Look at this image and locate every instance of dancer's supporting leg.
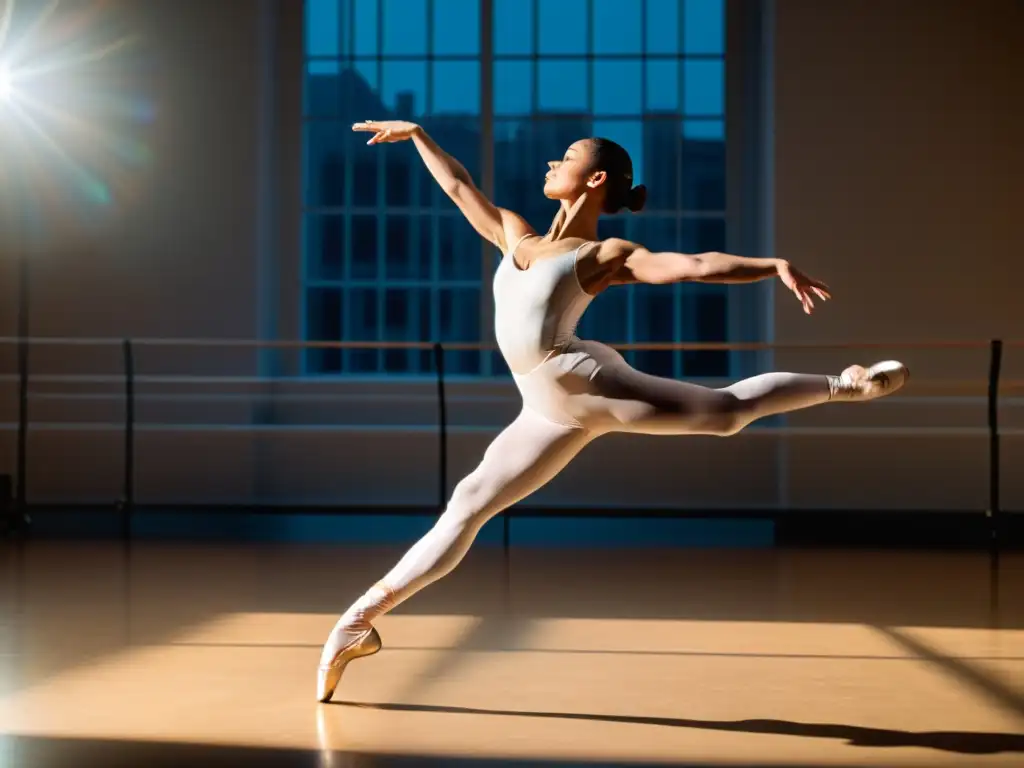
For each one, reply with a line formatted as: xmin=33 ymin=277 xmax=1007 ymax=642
xmin=317 ymin=407 xmax=594 ymax=701
xmin=590 ymin=356 xmax=908 ymax=436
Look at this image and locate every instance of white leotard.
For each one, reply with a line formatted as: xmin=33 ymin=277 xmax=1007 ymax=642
xmin=492 ymin=234 xmax=593 ymax=375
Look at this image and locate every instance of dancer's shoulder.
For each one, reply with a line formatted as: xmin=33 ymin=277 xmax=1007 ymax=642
xmin=573 ymin=238 xmax=646 ymax=292
xmin=498 ymin=209 xmax=536 ymax=252
xmin=591 ymin=237 xmax=643 ymax=266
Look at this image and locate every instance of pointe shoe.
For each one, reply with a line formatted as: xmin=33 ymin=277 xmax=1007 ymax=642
xmin=316 ymin=626 xmax=383 ymax=703
xmin=834 ymin=360 xmax=909 ymax=401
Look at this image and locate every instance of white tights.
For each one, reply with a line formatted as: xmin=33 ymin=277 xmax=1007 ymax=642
xmin=320 ymin=342 xmax=845 ymax=663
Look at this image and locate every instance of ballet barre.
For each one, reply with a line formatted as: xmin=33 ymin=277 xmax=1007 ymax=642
xmin=0 ymin=336 xmax=1019 ymax=551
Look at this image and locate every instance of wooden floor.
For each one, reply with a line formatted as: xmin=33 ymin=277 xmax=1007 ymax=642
xmin=2 ymin=539 xmax=1024 ymax=767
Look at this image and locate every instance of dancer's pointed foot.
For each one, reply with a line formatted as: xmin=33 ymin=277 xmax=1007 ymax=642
xmin=831 ymin=360 xmax=909 ymax=401
xmin=316 ymin=626 xmax=382 ymax=703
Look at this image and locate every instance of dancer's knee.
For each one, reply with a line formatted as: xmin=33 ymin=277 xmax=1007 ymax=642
xmin=706 ymin=391 xmax=750 ymax=437
xmin=439 ymin=471 xmax=499 ymax=529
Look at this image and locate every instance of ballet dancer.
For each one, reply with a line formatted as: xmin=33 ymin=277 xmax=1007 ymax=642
xmin=316 ymin=120 xmax=908 ymax=702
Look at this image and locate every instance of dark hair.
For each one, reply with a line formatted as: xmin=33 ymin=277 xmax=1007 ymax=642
xmin=587 ymin=137 xmax=647 ymax=215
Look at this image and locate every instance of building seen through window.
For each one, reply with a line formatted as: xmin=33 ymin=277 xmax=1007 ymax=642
xmin=303 ymin=0 xmax=728 ymax=378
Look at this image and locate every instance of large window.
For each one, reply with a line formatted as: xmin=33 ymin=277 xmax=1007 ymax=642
xmin=303 ymin=0 xmax=729 ymax=378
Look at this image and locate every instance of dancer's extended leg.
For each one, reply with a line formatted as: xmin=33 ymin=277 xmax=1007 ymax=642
xmin=317 ymin=407 xmax=594 ymax=701
xmin=589 ymin=354 xmax=907 ymax=436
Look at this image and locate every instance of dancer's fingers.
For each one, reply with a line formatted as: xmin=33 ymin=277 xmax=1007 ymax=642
xmin=792 ymin=286 xmax=809 ymax=313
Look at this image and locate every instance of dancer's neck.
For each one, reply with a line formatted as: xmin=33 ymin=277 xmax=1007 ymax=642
xmin=543 ymin=196 xmax=601 ymax=243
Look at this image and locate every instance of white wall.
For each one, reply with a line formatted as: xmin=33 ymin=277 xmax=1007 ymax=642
xmin=770 ymin=0 xmax=1024 ymax=511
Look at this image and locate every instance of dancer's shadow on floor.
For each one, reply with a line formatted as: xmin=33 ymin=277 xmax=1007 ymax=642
xmin=334 ymin=700 xmax=1024 ymax=755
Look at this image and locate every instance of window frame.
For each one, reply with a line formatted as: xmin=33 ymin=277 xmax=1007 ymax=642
xmin=299 ymin=0 xmax=768 ymax=381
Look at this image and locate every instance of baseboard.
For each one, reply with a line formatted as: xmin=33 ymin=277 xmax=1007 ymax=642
xmin=8 ymin=504 xmax=1022 ymax=550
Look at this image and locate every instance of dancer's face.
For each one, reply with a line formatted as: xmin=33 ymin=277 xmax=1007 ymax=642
xmin=543 ymin=140 xmax=608 ymax=204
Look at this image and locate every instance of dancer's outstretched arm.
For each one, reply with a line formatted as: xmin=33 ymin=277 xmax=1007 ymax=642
xmin=593 ymin=238 xmax=832 ymax=315
xmin=353 ymin=120 xmax=531 ymax=253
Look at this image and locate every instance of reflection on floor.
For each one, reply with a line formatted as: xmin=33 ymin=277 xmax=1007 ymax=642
xmin=2 ymin=540 xmax=1024 ymax=767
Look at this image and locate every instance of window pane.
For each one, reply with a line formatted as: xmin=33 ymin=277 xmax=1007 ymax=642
xmin=632 ymin=283 xmax=676 ymax=377
xmin=645 ymin=0 xmax=679 ymax=54
xmin=384 ymin=288 xmax=412 ymax=337
xmin=683 ymin=59 xmax=724 ymax=116
xmin=383 ymin=215 xmax=412 ymax=279
xmin=439 ymin=287 xmax=479 ymax=340
xmin=684 ymin=0 xmax=725 ymax=55
xmin=578 ymin=284 xmax=628 ymax=343
xmin=306 ymin=214 xmax=345 ymax=280
xmin=306 ymin=0 xmax=343 ymax=57
xmin=305 ymin=63 xmax=341 ymax=118
xmin=415 ymin=288 xmax=433 ymax=372
xmin=304 ymin=121 xmax=349 ymax=207
xmin=353 ymin=0 xmax=379 ymax=56
xmin=347 ymin=288 xmax=379 ymax=372
xmin=349 ymin=288 xmax=379 ymax=337
xmin=353 ymin=59 xmax=378 ymax=91
xmin=681 ymin=135 xmax=725 ymax=211
xmin=438 ymin=216 xmax=482 ymax=281
xmin=432 ymin=61 xmax=480 ymax=115
xmin=382 ymin=61 xmax=427 ymax=118
xmin=494 ymin=0 xmax=533 ymax=55
xmin=593 ymin=0 xmax=640 ymax=54
xmin=384 ymin=145 xmax=412 ymax=206
xmin=308 ymin=288 xmax=344 ymax=375
xmin=418 ymin=285 xmax=433 ymax=339
xmin=683 ymin=118 xmax=723 ymax=140
xmin=494 ymin=61 xmax=532 ymax=116
xmin=591 ymin=119 xmax=644 ymax=186
xmin=382 ymin=287 xmax=431 ymax=372
xmin=685 ymin=289 xmax=729 ymax=377
xmin=490 ymin=350 xmax=510 ymax=378
xmin=306 ymin=287 xmax=343 ymax=356
xmin=680 ymin=217 xmax=727 ymax=253
xmin=641 ymin=120 xmax=681 ymax=210
xmin=304 ymin=62 xmax=378 ymax=119
xmin=388 ymin=215 xmax=432 ymax=279
xmin=494 ymin=119 xmax=537 ymax=218
xmin=537 ymin=60 xmax=587 ymax=112
xmin=538 ymin=0 xmax=587 ymax=54
xmin=383 ymin=349 xmax=411 ymax=373
xmin=382 ymin=0 xmax=427 ymax=55
xmin=440 ymin=287 xmax=481 ymax=375
xmin=434 ymin=0 xmax=480 ymax=55
xmin=307 ymin=60 xmax=341 ymax=76
xmin=632 ymin=216 xmax=679 ymax=254
xmin=593 ymin=60 xmax=642 ymax=116
xmin=596 ymin=216 xmax=628 ymax=243
xmin=415 ymin=215 xmax=437 ymax=281
xmin=646 ymin=61 xmax=678 ymax=112
xmin=349 ymin=215 xmax=379 ymax=279
xmin=351 ymin=134 xmax=379 ymax=207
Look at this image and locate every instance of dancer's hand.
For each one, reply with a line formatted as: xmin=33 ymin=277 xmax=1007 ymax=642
xmin=776 ymin=261 xmax=831 ymax=314
xmin=352 ymin=119 xmax=420 ymax=144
